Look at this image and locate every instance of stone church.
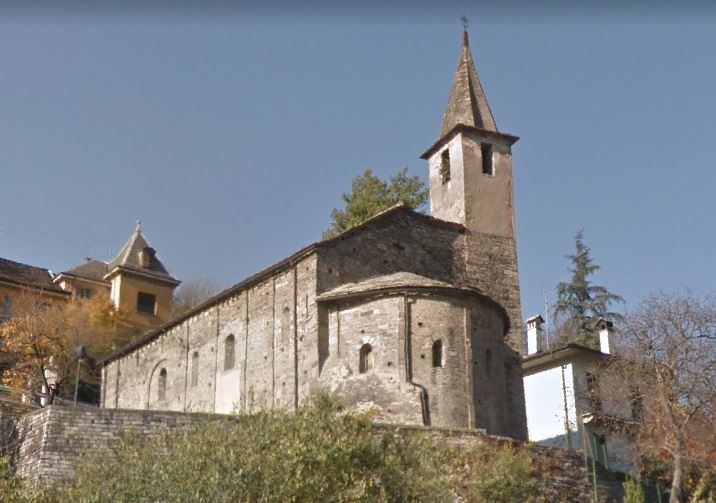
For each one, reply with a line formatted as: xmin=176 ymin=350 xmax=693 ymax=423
xmin=101 ymin=31 xmax=528 ymax=440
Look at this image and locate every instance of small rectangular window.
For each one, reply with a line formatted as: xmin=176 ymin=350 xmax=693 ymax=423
xmin=75 ymin=288 xmax=92 ymax=299
xmin=136 ymin=292 xmax=156 ymax=315
xmin=481 ymin=143 xmax=493 ymax=175
xmin=440 ymin=149 xmax=451 ymax=184
xmin=0 ymin=295 xmax=12 ymax=321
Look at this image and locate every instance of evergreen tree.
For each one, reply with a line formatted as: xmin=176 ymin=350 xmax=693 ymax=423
xmin=553 ymin=230 xmax=624 ymax=347
xmin=322 ymin=167 xmax=428 ymax=240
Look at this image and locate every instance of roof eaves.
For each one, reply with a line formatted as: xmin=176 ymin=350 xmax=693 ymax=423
xmin=100 ymin=243 xmax=320 ymax=366
xmin=420 ymin=123 xmax=519 ymax=160
xmin=101 ymin=206 xmax=466 ymax=366
xmin=0 ymin=277 xmax=71 ymax=296
xmin=522 ymin=344 xmax=608 ymax=372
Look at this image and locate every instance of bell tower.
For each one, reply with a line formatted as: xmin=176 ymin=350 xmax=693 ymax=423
xmin=421 ymin=30 xmax=519 ymax=238
xmin=421 ymin=30 xmax=522 ymax=349
xmin=422 ymin=30 xmax=527 ymax=438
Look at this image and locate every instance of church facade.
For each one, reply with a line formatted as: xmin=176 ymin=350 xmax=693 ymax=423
xmin=100 ymin=31 xmax=528 ymax=439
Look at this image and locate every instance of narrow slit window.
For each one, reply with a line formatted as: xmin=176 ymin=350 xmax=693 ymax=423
xmin=481 ymin=143 xmax=493 ymax=175
xmin=440 ymin=149 xmax=451 ymax=184
xmin=432 ymin=340 xmax=443 ymax=368
xmin=359 ymin=344 xmax=374 ymax=373
xmin=191 ymin=352 xmax=199 ymax=387
xmin=224 ymin=335 xmax=236 ymax=371
xmin=158 ymin=368 xmax=167 ymax=401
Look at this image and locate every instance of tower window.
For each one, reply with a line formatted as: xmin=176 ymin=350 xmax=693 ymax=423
xmin=158 ymin=368 xmax=167 ymax=401
xmin=440 ymin=149 xmax=451 ymax=184
xmin=136 ymin=292 xmax=156 ymax=315
xmin=432 ymin=340 xmax=443 ymax=368
xmin=481 ymin=143 xmax=493 ymax=175
xmin=359 ymin=344 xmax=374 ymax=373
xmin=191 ymin=352 xmax=199 ymax=387
xmin=224 ymin=335 xmax=236 ymax=371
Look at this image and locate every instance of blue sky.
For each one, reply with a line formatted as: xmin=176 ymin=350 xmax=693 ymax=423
xmin=1 ymin=4 xmax=715 ymax=325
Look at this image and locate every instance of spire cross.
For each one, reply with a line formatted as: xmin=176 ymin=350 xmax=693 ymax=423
xmin=460 ymin=15 xmax=469 ymax=31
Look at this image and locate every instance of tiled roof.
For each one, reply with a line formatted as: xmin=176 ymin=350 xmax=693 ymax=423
xmin=59 ymin=258 xmax=109 ymax=283
xmin=101 ymin=205 xmax=466 ymax=366
xmin=0 ymin=257 xmax=65 ymax=293
xmin=106 ymin=225 xmax=177 ymax=283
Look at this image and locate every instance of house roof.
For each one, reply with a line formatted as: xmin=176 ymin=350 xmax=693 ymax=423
xmin=522 ymin=343 xmax=609 ymax=375
xmin=101 ymin=205 xmax=467 ymax=366
xmin=55 ymin=258 xmax=109 ymax=284
xmin=105 ymin=223 xmax=178 ymax=284
xmin=0 ymin=257 xmax=67 ymax=294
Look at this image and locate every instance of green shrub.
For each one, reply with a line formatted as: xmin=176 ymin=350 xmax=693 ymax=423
xmin=463 ymin=443 xmax=541 ymax=503
xmin=36 ymin=393 xmax=543 ymax=502
xmin=623 ymin=477 xmax=646 ymax=503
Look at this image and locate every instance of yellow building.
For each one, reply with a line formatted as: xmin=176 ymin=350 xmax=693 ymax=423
xmin=0 ymin=259 xmax=70 ymax=320
xmin=2 ymin=223 xmax=179 ymax=329
xmin=102 ymin=223 xmax=179 ymax=328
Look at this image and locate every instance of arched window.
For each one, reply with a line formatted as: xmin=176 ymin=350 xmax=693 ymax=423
xmin=432 ymin=340 xmax=443 ymax=368
xmin=158 ymin=368 xmax=167 ymax=401
xmin=280 ymin=307 xmax=291 ymax=344
xmin=191 ymin=352 xmax=199 ymax=387
xmin=224 ymin=335 xmax=236 ymax=371
xmin=359 ymin=344 xmax=374 ymax=373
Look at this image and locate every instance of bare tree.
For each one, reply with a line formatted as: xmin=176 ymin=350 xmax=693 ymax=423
xmin=605 ymin=291 xmax=716 ymax=503
xmin=172 ymin=275 xmax=222 ymax=315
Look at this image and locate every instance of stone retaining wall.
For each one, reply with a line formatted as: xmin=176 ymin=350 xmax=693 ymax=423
xmin=4 ymin=406 xmax=618 ymax=501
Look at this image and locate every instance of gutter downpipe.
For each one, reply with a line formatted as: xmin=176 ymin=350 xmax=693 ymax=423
xmin=403 ymin=294 xmax=430 ymax=426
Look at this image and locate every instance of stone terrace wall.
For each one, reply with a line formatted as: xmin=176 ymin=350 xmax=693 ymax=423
xmin=6 ymin=406 xmax=618 ymax=501
xmin=11 ymin=407 xmax=210 ymax=484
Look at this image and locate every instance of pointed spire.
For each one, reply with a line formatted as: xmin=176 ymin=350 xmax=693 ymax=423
xmin=104 ymin=222 xmax=178 ymax=284
xmin=439 ymin=30 xmax=497 ymax=137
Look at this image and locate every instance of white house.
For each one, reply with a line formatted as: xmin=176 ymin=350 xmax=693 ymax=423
xmin=522 ymin=317 xmax=639 ymax=473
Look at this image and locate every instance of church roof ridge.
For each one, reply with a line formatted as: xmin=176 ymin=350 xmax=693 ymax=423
xmin=439 ymin=30 xmax=498 ymax=138
xmin=100 ymin=207 xmax=466 ymax=366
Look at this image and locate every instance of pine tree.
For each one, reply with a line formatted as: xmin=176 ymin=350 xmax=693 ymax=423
xmin=322 ymin=167 xmax=428 ymax=240
xmin=553 ymin=230 xmax=624 ymax=347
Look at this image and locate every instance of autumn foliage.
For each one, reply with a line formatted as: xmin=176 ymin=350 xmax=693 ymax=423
xmin=0 ymin=290 xmax=140 ymax=404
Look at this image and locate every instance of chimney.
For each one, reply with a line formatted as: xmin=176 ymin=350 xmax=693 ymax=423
xmin=595 ymin=318 xmax=614 ymax=354
xmin=526 ymin=314 xmax=545 ymax=355
xmin=138 ymin=247 xmax=155 ymax=268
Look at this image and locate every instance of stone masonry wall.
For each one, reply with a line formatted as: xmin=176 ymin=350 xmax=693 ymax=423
xmin=7 ymin=406 xmax=617 ymax=501
xmin=103 ymin=254 xmax=320 ymax=414
xmin=101 ymin=208 xmax=526 ymax=439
